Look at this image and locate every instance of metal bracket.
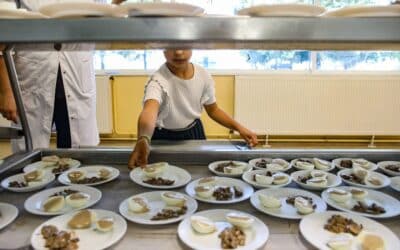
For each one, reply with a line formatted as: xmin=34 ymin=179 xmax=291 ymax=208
xmin=368 ymin=135 xmax=376 ymax=148
xmin=262 ymin=133 xmax=271 ymax=148
xmin=3 ymin=46 xmax=33 ymax=151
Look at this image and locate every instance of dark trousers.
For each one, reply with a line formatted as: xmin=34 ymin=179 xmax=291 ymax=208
xmin=52 ymin=65 xmax=71 ymax=148
xmin=152 ymin=119 xmax=206 ymax=140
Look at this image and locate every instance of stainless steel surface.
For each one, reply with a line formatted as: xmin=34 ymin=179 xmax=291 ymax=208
xmin=0 ymin=126 xmax=23 ymax=139
xmin=1 ymin=17 xmax=400 ymax=50
xmin=0 ymin=150 xmax=41 ymax=175
xmin=0 ymin=151 xmax=399 ymax=250
xmin=3 ymin=47 xmax=33 ymax=152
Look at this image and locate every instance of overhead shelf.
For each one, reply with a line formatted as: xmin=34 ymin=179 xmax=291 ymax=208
xmin=0 ymin=17 xmax=400 ymax=50
xmin=0 ymin=126 xmax=23 ymax=139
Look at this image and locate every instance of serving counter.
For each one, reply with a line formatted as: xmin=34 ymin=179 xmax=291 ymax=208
xmin=0 ymin=142 xmax=399 ymax=250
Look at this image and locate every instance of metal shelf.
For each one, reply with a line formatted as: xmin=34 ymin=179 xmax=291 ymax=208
xmin=1 ymin=17 xmax=400 ymax=50
xmin=0 ymin=126 xmax=23 ymax=139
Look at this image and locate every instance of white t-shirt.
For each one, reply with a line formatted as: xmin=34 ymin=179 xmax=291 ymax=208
xmin=143 ymin=63 xmax=216 ymax=129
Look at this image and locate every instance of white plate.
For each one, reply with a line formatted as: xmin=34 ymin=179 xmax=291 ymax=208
xmin=242 ymin=170 xmax=291 ymax=189
xmin=290 ymin=158 xmax=335 ymax=172
xmin=0 ymin=202 xmax=18 ymax=230
xmin=291 ymin=170 xmax=342 ymax=191
xmin=178 ymin=209 xmax=269 ymax=250
xmin=31 ymin=209 xmax=127 ymax=250
xmin=300 ymin=211 xmax=400 ymax=250
xmin=130 ymin=165 xmax=191 ymax=189
xmin=119 ymin=2 xmax=204 ymax=17
xmin=333 ymin=158 xmax=377 ymax=171
xmin=1 ymin=172 xmax=55 ymax=193
xmin=248 ymin=158 xmax=290 ymax=171
xmin=321 ymin=186 xmax=400 ymax=218
xmin=0 ymin=9 xmax=46 ymax=19
xmin=24 ymin=185 xmax=102 ymax=216
xmin=250 ymin=188 xmax=327 ymax=220
xmin=208 ymin=161 xmax=252 ymax=177
xmin=323 ymin=5 xmax=400 ymax=17
xmin=38 ymin=2 xmax=116 ymax=18
xmin=390 ymin=176 xmax=400 ymax=192
xmin=237 ymin=4 xmax=325 ymax=17
xmin=338 ymin=169 xmax=390 ymax=189
xmin=186 ymin=177 xmax=254 ymax=204
xmin=24 ymin=159 xmax=81 ymax=175
xmin=119 ymin=191 xmax=197 ymax=225
xmin=58 ymin=166 xmax=120 ymax=186
xmin=377 ymin=161 xmax=400 ymax=176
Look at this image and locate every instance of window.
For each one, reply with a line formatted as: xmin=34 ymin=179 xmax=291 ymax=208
xmin=96 ymin=0 xmax=399 ymax=72
xmin=317 ymin=51 xmax=400 ymax=71
xmin=95 ymin=50 xmax=311 ymax=71
xmin=320 ymin=0 xmax=393 ymax=9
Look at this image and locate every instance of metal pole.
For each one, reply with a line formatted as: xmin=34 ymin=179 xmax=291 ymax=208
xmin=3 ymin=46 xmax=33 ymax=152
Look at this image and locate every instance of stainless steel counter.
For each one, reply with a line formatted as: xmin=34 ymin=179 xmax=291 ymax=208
xmin=0 ymin=146 xmax=399 ymax=249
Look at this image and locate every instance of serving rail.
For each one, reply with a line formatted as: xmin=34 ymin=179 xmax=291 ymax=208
xmin=0 ymin=143 xmax=399 ymax=250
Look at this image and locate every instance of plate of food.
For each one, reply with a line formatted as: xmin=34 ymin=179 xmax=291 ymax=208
xmin=322 ymin=5 xmax=400 ymax=17
xmin=248 ymin=158 xmax=290 ymax=172
xmin=390 ymin=176 xmax=400 ymax=192
xmin=58 ymin=166 xmax=119 ymax=186
xmin=321 ymin=186 xmax=400 ymax=218
xmin=0 ymin=202 xmax=18 ymax=230
xmin=178 ymin=209 xmax=269 ymax=250
xmin=208 ymin=161 xmax=252 ymax=177
xmin=290 ymin=158 xmax=334 ymax=171
xmin=333 ymin=158 xmax=377 ymax=171
xmin=31 ymin=209 xmax=127 ymax=250
xmin=300 ymin=211 xmax=400 ymax=250
xmin=1 ymin=170 xmax=55 ymax=192
xmin=291 ymin=170 xmax=342 ymax=191
xmin=119 ymin=191 xmax=197 ymax=225
xmin=250 ymin=188 xmax=327 ymax=220
xmin=130 ymin=162 xmax=191 ymax=189
xmin=242 ymin=170 xmax=291 ymax=189
xmin=185 ymin=177 xmax=254 ymax=204
xmin=119 ymin=2 xmax=205 ymax=17
xmin=24 ymin=185 xmax=102 ymax=216
xmin=24 ymin=155 xmax=81 ymax=175
xmin=377 ymin=161 xmax=400 ymax=176
xmin=38 ymin=2 xmax=116 ymax=18
xmin=237 ymin=4 xmax=325 ymax=17
xmin=338 ymin=168 xmax=390 ymax=189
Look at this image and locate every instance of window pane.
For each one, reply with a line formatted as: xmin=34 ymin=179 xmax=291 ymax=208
xmin=94 ymin=50 xmax=311 ymax=70
xmin=320 ymin=0 xmax=393 ymax=9
xmin=317 ymin=51 xmax=400 ymax=71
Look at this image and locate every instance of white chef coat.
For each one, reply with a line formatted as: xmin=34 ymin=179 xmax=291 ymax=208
xmin=11 ymin=0 xmax=100 ymax=152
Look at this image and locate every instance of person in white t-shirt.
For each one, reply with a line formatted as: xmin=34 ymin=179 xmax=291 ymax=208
xmin=128 ymin=49 xmax=258 ymax=168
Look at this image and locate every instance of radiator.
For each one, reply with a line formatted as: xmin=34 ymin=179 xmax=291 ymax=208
xmin=96 ymin=76 xmax=113 ymax=134
xmin=234 ymin=74 xmax=400 ymax=135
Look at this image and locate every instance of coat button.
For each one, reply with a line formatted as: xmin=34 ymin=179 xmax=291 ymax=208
xmin=54 ymin=43 xmax=62 ymax=51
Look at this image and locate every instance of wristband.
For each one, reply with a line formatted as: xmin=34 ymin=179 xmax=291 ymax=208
xmin=138 ymin=135 xmax=151 ymax=144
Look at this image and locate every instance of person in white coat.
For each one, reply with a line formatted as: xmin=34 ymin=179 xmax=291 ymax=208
xmin=0 ymin=0 xmax=106 ymax=152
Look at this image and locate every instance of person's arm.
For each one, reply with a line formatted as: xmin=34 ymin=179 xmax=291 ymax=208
xmin=204 ymin=103 xmax=258 ymax=147
xmin=128 ymin=99 xmax=160 ymax=169
xmin=0 ymin=54 xmax=18 ymax=123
